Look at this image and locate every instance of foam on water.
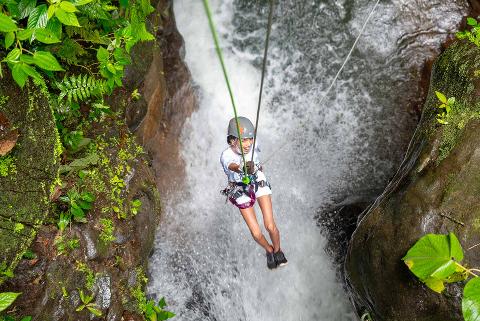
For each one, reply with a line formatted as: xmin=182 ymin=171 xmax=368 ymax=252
xmin=147 ymin=0 xmax=467 ymax=320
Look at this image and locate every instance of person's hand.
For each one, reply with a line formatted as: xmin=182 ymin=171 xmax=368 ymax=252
xmin=246 ymin=161 xmax=255 ymax=174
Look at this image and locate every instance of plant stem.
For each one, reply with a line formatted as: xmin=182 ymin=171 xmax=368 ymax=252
xmin=456 ymin=262 xmax=479 ymax=277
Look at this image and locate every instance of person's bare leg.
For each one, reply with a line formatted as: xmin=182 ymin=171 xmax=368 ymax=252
xmin=239 ymin=207 xmax=273 ymax=253
xmin=257 ymin=195 xmax=281 ymax=253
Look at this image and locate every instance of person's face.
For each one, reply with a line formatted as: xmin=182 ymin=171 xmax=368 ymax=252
xmin=234 ymin=138 xmax=253 ymax=154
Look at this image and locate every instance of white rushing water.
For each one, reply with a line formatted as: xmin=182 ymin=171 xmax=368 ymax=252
xmin=147 ymin=0 xmax=468 ymax=320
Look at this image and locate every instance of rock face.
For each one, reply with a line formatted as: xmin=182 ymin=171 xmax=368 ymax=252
xmin=0 ymin=78 xmax=60 ymax=281
xmin=346 ymin=40 xmax=480 ymax=320
xmin=121 ymin=0 xmax=196 ymax=193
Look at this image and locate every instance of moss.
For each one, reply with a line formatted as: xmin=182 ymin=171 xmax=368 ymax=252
xmin=0 ymin=80 xmax=59 ymax=283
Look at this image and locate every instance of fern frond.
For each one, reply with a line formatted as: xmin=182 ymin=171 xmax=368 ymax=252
xmin=56 ymin=74 xmax=107 ymax=103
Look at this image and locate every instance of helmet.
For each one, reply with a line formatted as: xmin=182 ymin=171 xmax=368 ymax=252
xmin=227 ymin=116 xmax=255 ymax=139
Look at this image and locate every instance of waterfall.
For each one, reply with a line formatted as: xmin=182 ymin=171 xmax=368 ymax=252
xmin=147 ymin=0 xmax=468 ymax=320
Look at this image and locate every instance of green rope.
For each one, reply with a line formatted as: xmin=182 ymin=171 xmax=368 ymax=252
xmin=202 ymin=0 xmax=249 ymax=180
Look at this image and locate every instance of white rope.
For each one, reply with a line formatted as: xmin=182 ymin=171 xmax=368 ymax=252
xmin=261 ymin=0 xmax=381 ymax=166
xmin=318 ymin=0 xmax=381 ymax=107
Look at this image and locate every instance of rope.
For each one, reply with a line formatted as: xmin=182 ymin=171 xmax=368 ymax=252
xmin=251 ymin=0 xmax=275 ymax=164
xmin=202 ymin=0 xmax=248 ymax=176
xmin=261 ymin=0 xmax=381 ymax=166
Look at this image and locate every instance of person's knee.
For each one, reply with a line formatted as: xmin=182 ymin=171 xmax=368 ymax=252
xmin=251 ymin=229 xmax=263 ymax=242
xmin=265 ymin=223 xmax=277 ymax=234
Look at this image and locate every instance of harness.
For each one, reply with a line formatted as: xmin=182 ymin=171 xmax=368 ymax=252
xmin=220 ymin=173 xmax=271 ymax=209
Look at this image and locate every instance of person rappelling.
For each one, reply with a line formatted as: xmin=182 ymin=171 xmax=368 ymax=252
xmin=202 ymin=0 xmax=285 ymax=268
xmin=220 ymin=116 xmax=287 ymax=269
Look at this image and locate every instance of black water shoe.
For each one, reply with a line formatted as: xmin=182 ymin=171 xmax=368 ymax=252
xmin=266 ymin=251 xmax=277 ymax=269
xmin=274 ymin=250 xmax=288 ymax=267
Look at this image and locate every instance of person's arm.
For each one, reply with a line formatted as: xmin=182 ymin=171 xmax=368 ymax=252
xmin=229 ymin=161 xmax=256 ymax=174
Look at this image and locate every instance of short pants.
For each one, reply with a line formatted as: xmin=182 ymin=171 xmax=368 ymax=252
xmin=226 ymin=171 xmax=272 ymax=209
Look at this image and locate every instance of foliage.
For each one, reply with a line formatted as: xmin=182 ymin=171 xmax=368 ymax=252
xmin=0 ymin=292 xmax=20 ymax=312
xmin=76 ymin=289 xmax=102 ymax=317
xmin=76 ymin=261 xmax=95 ymax=290
xmin=457 ymin=17 xmax=480 ymax=47
xmin=58 ymin=188 xmax=95 ymax=228
xmin=98 ymin=218 xmax=115 ymax=243
xmin=130 ymin=199 xmax=141 ymax=216
xmin=56 ymin=74 xmax=106 ymax=103
xmin=61 ymin=130 xmax=91 ymax=154
xmin=59 ymin=152 xmax=99 ymax=176
xmin=435 ymin=91 xmax=455 ymax=125
xmin=403 ymin=232 xmax=480 ymax=321
xmin=0 ymin=0 xmax=155 ymax=90
xmin=0 ymin=155 xmax=16 ymax=177
xmin=54 ymin=235 xmax=79 ymax=254
xmin=144 ymin=298 xmax=175 ymax=321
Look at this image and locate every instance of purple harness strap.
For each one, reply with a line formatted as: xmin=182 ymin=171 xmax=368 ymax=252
xmin=229 ymin=184 xmax=256 ymax=209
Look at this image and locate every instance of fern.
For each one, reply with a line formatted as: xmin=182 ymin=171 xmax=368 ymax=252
xmin=56 ymin=74 xmax=106 ymax=102
xmin=55 ymin=39 xmax=87 ymax=65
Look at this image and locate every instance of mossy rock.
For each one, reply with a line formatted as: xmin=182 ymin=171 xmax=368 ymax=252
xmin=0 ymin=78 xmax=59 ymax=281
xmin=345 ymin=40 xmax=480 ymax=320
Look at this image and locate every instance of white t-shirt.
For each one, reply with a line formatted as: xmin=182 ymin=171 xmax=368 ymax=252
xmin=220 ymin=145 xmax=261 ymax=183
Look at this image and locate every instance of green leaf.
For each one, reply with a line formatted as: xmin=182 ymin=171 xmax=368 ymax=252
xmin=20 ymin=62 xmax=41 ymax=80
xmin=119 ymin=0 xmax=128 ymax=8
xmin=467 ymin=17 xmax=478 ymax=26
xmin=47 ymin=4 xmax=56 ymax=19
xmin=106 ymin=63 xmax=116 ymax=74
xmin=35 ymin=28 xmax=61 ymax=44
xmin=0 ymin=292 xmax=21 ymax=312
xmin=96 ymin=47 xmax=109 ymax=62
xmin=87 ymin=306 xmax=102 ymax=316
xmin=158 ymin=297 xmax=166 ymax=308
xmin=424 ymin=277 xmax=445 ymax=293
xmin=78 ymin=199 xmax=92 ymax=210
xmin=27 ymin=4 xmax=48 ymax=30
xmin=4 ymin=32 xmax=15 ymax=49
xmin=435 ymin=91 xmax=447 ymax=104
xmin=403 ymin=233 xmax=464 ymax=282
xmin=81 ymin=192 xmax=95 ymax=202
xmin=114 ymin=48 xmax=131 ymax=65
xmin=17 ymin=28 xmax=34 ymax=40
xmin=59 ymin=1 xmax=78 ymax=12
xmin=4 ymin=48 xmax=21 ymax=62
xmin=45 ymin=17 xmax=62 ymax=39
xmin=33 ymin=50 xmax=64 ymax=71
xmin=463 ymin=277 xmax=480 ymax=321
xmin=20 ymin=317 xmax=32 ymax=321
xmin=0 ymin=13 xmax=17 ymax=32
xmin=71 ymin=204 xmax=84 ymax=217
xmin=55 ymin=8 xmax=80 ymax=26
xmin=18 ymin=0 xmax=36 ymax=19
xmin=20 ymin=54 xmax=35 ymax=64
xmin=72 ymin=0 xmax=94 ymax=5
xmin=12 ymin=64 xmax=28 ymax=88
xmin=447 ymin=97 xmax=456 ymax=105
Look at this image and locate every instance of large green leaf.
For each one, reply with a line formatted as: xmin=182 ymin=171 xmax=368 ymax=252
xmin=17 ymin=28 xmax=34 ymax=40
xmin=59 ymin=1 xmax=78 ymax=12
xmin=4 ymin=31 xmax=15 ymax=49
xmin=18 ymin=0 xmax=37 ymax=19
xmin=4 ymin=48 xmax=21 ymax=62
xmin=0 ymin=292 xmax=21 ymax=312
xmin=45 ymin=17 xmax=62 ymax=39
xmin=0 ymin=13 xmax=17 ymax=32
xmin=27 ymin=4 xmax=48 ymax=30
xmin=403 ymin=232 xmax=464 ymax=282
xmin=35 ymin=28 xmax=61 ymax=44
xmin=463 ymin=277 xmax=480 ymax=321
xmin=11 ymin=63 xmax=29 ymax=88
xmin=55 ymin=7 xmax=80 ymax=26
xmin=33 ymin=51 xmax=64 ymax=71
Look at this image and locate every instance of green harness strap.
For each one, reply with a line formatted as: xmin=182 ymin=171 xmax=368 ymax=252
xmin=202 ymin=0 xmax=249 ymax=182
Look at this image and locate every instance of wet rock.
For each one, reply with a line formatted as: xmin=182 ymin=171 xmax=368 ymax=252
xmin=346 ymin=41 xmax=480 ymax=321
xmin=95 ymin=275 xmax=112 ymax=310
xmin=0 ymin=74 xmax=59 ymax=282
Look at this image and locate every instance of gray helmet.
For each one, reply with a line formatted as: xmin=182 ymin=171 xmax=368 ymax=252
xmin=227 ymin=116 xmax=255 ymax=139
